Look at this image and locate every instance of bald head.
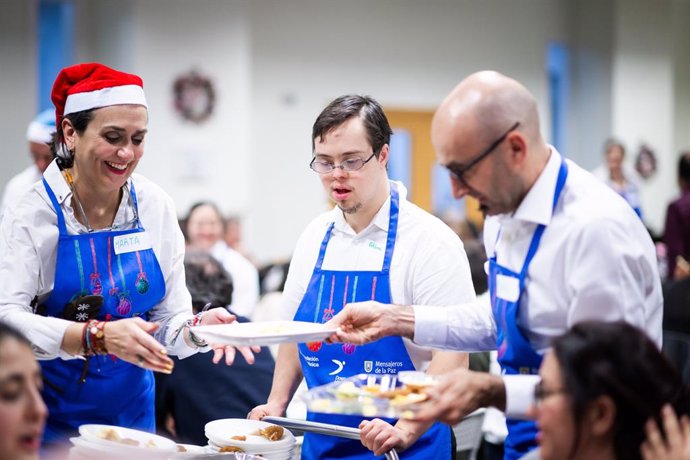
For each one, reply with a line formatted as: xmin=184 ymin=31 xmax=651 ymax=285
xmin=433 ymin=71 xmax=542 ymax=149
xmin=432 ymin=71 xmax=552 ymax=215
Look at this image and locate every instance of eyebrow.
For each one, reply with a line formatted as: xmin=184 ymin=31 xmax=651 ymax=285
xmin=314 ymin=150 xmax=368 ymax=159
xmin=102 ymin=127 xmax=148 ymax=135
xmin=0 ymin=369 xmax=42 ymax=385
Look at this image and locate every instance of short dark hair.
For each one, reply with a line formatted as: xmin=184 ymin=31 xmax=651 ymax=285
xmin=679 ymin=151 xmax=690 ymax=183
xmin=0 ymin=322 xmax=31 ymax=348
xmin=604 ymin=138 xmax=625 ymax=157
xmin=312 ymin=95 xmax=393 ymax=156
xmin=184 ymin=249 xmax=234 ymax=313
xmin=552 ymin=321 xmax=690 ymax=460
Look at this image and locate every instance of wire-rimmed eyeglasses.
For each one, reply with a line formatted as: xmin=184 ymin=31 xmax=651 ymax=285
xmin=309 ymin=151 xmax=377 ymax=174
xmin=445 ymin=121 xmax=521 ymax=184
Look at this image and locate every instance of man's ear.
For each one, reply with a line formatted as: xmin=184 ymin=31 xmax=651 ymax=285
xmin=378 ymin=144 xmax=390 ymax=168
xmin=507 ymin=132 xmax=527 ymax=166
xmin=586 ymin=395 xmax=617 ymax=437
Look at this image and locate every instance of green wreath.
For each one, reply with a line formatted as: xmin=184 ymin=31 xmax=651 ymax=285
xmin=173 ymin=71 xmax=215 ymax=123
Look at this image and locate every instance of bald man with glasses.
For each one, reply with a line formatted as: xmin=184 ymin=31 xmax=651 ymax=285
xmin=249 ymin=95 xmax=476 ymax=460
xmin=327 ymin=72 xmax=663 ymax=460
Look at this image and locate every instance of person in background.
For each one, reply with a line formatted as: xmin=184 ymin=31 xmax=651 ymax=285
xmin=663 ymin=151 xmax=690 ymax=281
xmin=327 ymin=71 xmax=662 ymax=460
xmin=0 ymin=322 xmax=47 ymax=460
xmin=592 ymin=138 xmax=643 ymax=218
xmin=185 ymin=202 xmax=260 ymax=318
xmin=155 ymin=249 xmax=274 ymax=446
xmin=0 ymin=63 xmax=249 ymax=444
xmin=0 ymin=109 xmax=56 ymax=219
xmin=224 ymin=215 xmax=257 ymax=265
xmin=250 ymin=94 xmax=475 ymax=459
xmin=530 ymin=321 xmax=689 ymax=460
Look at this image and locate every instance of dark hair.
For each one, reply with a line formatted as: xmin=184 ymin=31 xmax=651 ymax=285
xmin=0 ymin=322 xmax=31 ymax=348
xmin=184 ymin=249 xmax=234 ymax=313
xmin=311 ymin=95 xmax=393 ymax=157
xmin=679 ymin=151 xmax=690 ymax=184
xmin=552 ymin=321 xmax=690 ymax=460
xmin=604 ymin=138 xmax=625 ymax=158
xmin=184 ymin=201 xmax=227 ymax=243
xmin=49 ymin=109 xmax=96 ymax=169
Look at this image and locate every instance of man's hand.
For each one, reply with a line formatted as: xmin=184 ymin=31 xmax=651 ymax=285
xmin=414 ymin=368 xmax=505 ymax=425
xmin=247 ymin=401 xmax=285 ymax=421
xmin=325 ymin=301 xmax=415 ymax=345
xmin=359 ymin=419 xmax=415 ymax=456
xmin=200 ymin=308 xmax=261 ymax=365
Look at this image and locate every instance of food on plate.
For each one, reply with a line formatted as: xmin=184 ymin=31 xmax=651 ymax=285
xmin=219 ymin=446 xmax=244 ymax=453
xmin=255 ymin=425 xmax=284 ymax=441
xmin=96 ymin=427 xmax=158 ymax=448
xmin=176 ymin=444 xmax=187 ymax=452
xmin=231 ymin=435 xmax=246 ymax=441
xmin=334 ymin=381 xmax=360 ymax=399
xmin=98 ymin=427 xmax=139 ymax=446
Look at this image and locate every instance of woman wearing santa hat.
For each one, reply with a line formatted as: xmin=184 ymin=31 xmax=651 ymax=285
xmin=0 ymin=63 xmax=252 ymax=444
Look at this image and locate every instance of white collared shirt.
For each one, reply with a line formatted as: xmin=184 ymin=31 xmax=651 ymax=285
xmin=413 ymin=148 xmax=663 ymax=416
xmin=210 ymin=241 xmax=260 ymax=318
xmin=280 ymin=181 xmax=476 ymax=369
xmin=0 ymin=160 xmax=198 ymax=360
xmin=0 ymin=164 xmax=41 ymax=220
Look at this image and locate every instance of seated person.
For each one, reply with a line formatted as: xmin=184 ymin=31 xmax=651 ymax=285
xmin=155 ymin=250 xmax=274 ymax=446
xmin=0 ymin=322 xmax=47 ymax=460
xmin=530 ymin=321 xmax=690 ymax=460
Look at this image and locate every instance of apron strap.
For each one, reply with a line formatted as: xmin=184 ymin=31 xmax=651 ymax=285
xmin=314 ymin=222 xmax=335 ymax=271
xmin=125 ymin=180 xmax=143 ymax=230
xmin=382 ymin=182 xmax=400 ymax=273
xmin=519 ymin=157 xmax=569 ymax=278
xmin=42 ymin=178 xmax=67 ymax=235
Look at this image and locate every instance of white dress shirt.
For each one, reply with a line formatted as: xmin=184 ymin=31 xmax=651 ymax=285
xmin=0 ymin=161 xmax=199 ymax=360
xmin=210 ymin=241 xmax=260 ymax=318
xmin=281 ymin=181 xmax=476 ymax=370
xmin=413 ymin=149 xmax=663 ymax=416
xmin=0 ymin=164 xmax=41 ymax=220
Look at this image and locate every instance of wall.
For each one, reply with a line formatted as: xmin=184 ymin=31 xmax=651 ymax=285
xmin=2 ymin=0 xmax=688 ymax=262
xmin=0 ymin=1 xmax=37 ymax=191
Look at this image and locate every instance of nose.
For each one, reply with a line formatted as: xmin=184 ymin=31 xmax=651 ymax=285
xmin=117 ymin=144 xmax=135 ymax=160
xmin=450 ymin=175 xmax=469 ymax=199
xmin=27 ymin=384 xmax=48 ymax=423
xmin=331 ymin=165 xmax=348 ymax=179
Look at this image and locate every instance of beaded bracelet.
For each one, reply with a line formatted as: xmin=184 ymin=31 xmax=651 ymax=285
xmin=82 ymin=320 xmax=108 ymax=356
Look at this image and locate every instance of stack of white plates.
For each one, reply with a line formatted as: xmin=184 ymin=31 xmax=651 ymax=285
xmin=69 ymin=424 xmax=177 ymax=460
xmin=205 ymin=419 xmax=295 ymax=460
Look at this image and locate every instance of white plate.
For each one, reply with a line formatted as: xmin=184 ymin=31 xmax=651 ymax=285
xmin=77 ymin=424 xmax=177 ymax=452
xmin=204 ymin=418 xmax=294 ymax=448
xmin=191 ymin=321 xmax=337 ymax=346
xmin=206 ymin=443 xmax=293 ymax=460
xmin=171 ymin=443 xmax=212 ymax=455
xmin=207 ymin=438 xmax=294 ymax=454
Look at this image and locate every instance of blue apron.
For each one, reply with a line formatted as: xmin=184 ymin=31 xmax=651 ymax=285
xmin=489 ymin=157 xmax=568 ymax=460
xmin=39 ymin=178 xmax=166 ymax=443
xmin=294 ymin=184 xmax=451 ymax=460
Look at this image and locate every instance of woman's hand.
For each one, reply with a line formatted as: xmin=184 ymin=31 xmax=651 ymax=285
xmin=104 ymin=318 xmax=174 ymax=373
xmin=641 ymin=404 xmax=690 ymax=460
xmin=199 ymin=308 xmax=261 ymax=366
xmin=359 ymin=419 xmax=414 ymax=456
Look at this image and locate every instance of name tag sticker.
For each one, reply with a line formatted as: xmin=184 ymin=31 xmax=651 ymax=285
xmin=113 ymin=232 xmax=152 ymax=255
xmin=495 ymin=274 xmax=520 ymax=302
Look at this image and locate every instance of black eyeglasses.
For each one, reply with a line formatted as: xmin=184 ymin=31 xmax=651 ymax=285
xmin=534 ymin=380 xmax=566 ymax=405
xmin=310 ymin=152 xmax=377 ymax=174
xmin=445 ymin=121 xmax=521 ymax=184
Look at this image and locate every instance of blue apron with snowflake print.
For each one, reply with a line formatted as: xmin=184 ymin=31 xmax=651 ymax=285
xmin=38 ymin=178 xmax=166 ymax=443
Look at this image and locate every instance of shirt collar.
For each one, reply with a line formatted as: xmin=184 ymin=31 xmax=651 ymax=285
xmin=332 ymin=180 xmax=406 ymax=236
xmin=42 ymin=160 xmax=72 ymax=204
xmin=511 ymin=147 xmax=562 ymax=226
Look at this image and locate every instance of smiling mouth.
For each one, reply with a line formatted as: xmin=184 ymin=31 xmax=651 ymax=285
xmin=105 ymin=161 xmax=129 ymax=174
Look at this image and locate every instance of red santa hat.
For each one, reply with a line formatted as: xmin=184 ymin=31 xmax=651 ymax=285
xmin=51 ymin=63 xmax=147 ymax=128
